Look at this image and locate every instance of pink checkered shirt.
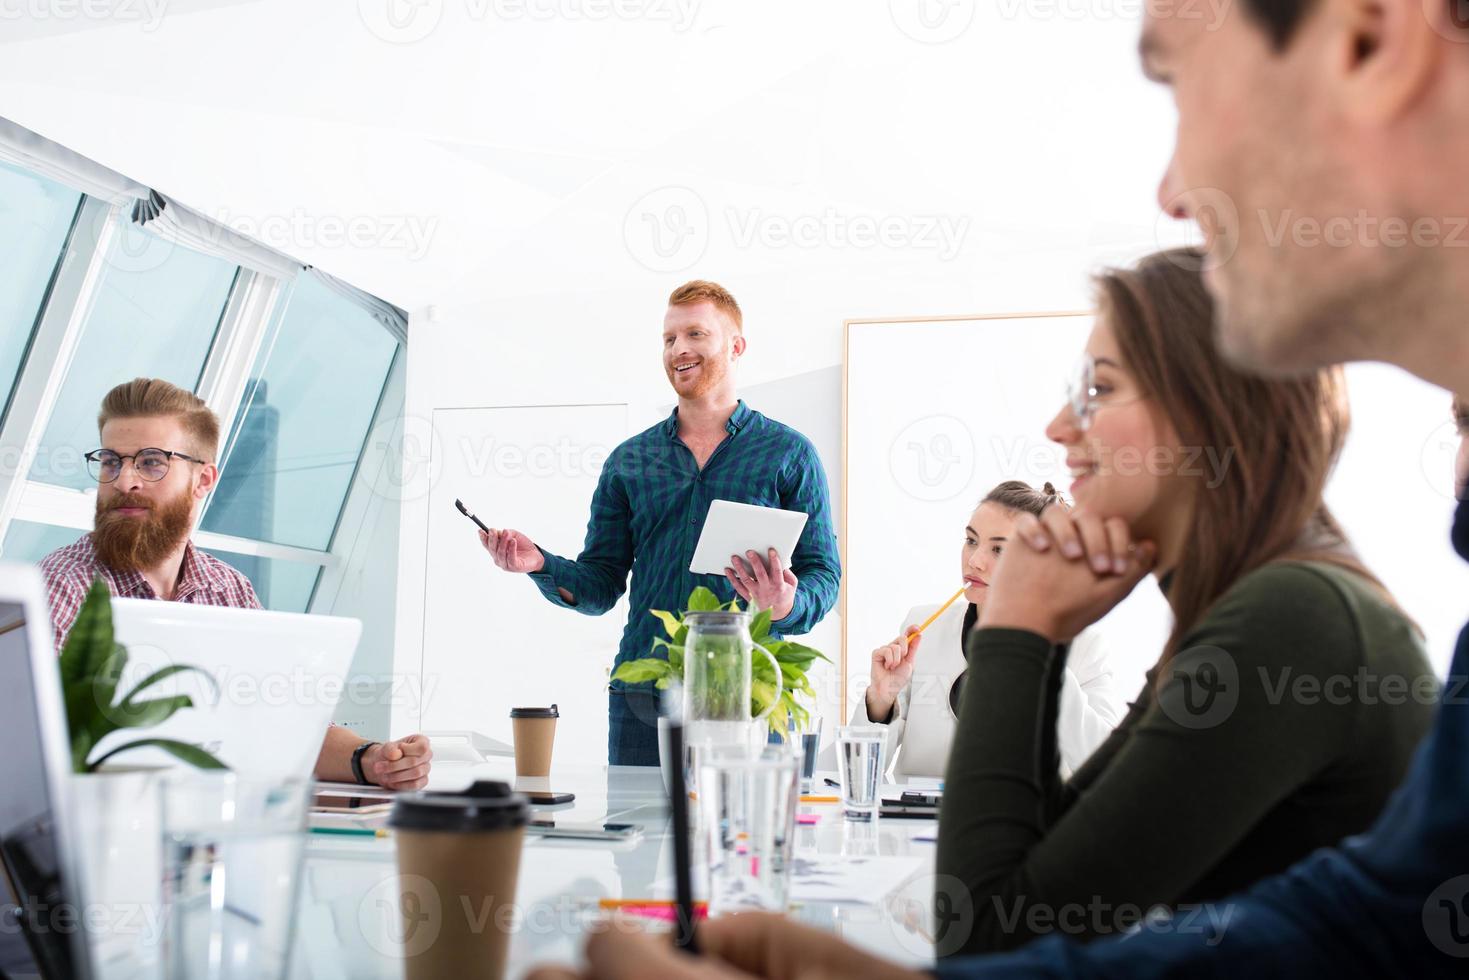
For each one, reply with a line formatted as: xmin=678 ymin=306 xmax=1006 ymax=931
xmin=40 ymin=533 xmax=262 ymax=651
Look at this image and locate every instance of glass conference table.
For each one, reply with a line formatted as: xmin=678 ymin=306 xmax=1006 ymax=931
xmin=290 ymin=758 xmax=943 ymax=979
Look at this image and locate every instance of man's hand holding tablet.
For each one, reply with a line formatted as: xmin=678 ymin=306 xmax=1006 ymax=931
xmin=725 ymin=548 xmax=798 ymax=621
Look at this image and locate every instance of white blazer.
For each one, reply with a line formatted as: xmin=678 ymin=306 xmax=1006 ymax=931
xmin=849 ymin=601 xmax=1124 ymax=780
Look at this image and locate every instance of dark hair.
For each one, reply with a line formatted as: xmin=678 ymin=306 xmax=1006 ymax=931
xmin=1097 ymin=248 xmax=1407 ymax=662
xmin=1246 ymin=0 xmax=1464 ymax=49
xmin=980 ymin=480 xmax=1062 ymax=519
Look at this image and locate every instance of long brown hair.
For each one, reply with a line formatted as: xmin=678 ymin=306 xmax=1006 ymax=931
xmin=1097 ymin=248 xmax=1403 ymax=662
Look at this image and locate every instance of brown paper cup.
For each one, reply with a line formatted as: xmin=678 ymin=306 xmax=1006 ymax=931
xmin=389 ymin=781 xmax=528 ymax=980
xmin=510 ymin=705 xmax=559 ymax=778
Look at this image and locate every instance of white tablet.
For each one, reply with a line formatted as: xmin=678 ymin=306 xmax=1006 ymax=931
xmin=689 ymin=499 xmax=809 ymax=576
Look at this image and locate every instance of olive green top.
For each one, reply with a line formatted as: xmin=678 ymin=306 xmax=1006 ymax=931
xmin=936 ymin=561 xmax=1437 ymax=956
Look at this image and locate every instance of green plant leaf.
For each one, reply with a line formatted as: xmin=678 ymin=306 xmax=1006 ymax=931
xmin=750 ymin=609 xmax=772 ymax=643
xmin=60 ymin=581 xmax=120 ymax=745
xmin=120 ymin=664 xmax=217 ymax=708
xmin=94 ymin=695 xmax=194 ymax=736
xmin=88 ymin=738 xmax=228 ymax=772
xmin=667 ymin=645 xmax=684 ymax=674
xmin=686 ymin=587 xmax=721 ymax=612
xmin=59 ymin=579 xmax=113 ymax=691
xmin=751 ymin=679 xmax=777 ymax=711
xmin=649 ymin=609 xmax=683 ymax=640
xmin=774 ymin=642 xmax=829 ymax=666
xmin=611 ymin=660 xmax=674 ymax=685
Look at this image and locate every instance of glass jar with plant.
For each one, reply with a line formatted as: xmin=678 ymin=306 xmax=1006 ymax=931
xmin=611 ymin=586 xmax=829 ymax=736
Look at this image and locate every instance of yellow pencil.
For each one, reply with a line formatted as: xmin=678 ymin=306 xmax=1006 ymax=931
xmin=909 ymin=586 xmax=967 ymax=638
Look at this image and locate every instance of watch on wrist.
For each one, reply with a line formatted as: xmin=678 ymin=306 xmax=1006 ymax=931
xmin=351 ymin=740 xmax=380 ymax=786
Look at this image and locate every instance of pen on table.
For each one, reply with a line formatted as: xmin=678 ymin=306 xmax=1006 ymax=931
xmin=909 ymin=585 xmax=967 ymax=638
xmin=664 ymin=686 xmax=699 ymax=956
xmin=310 ymin=826 xmax=390 ymax=838
xmin=824 ymin=777 xmax=841 ymax=789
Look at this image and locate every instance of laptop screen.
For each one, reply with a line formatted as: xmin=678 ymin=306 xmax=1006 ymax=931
xmin=0 ymin=603 xmax=80 ymax=980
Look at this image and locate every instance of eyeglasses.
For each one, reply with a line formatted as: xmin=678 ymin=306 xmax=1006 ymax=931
xmin=1065 ymin=354 xmax=1104 ymax=432
xmin=1064 ymin=354 xmax=1143 ymax=432
xmin=84 ymin=448 xmax=206 ymax=484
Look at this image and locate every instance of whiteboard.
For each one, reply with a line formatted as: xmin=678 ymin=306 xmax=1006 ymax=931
xmin=421 ymin=404 xmax=629 ymax=762
xmin=844 ymin=314 xmax=1173 ymax=711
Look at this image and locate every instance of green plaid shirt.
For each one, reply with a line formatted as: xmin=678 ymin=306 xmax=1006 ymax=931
xmin=529 ymin=400 xmax=840 ymax=685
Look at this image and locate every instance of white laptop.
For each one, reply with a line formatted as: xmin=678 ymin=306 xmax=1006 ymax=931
xmin=0 ymin=562 xmax=93 ymax=980
xmin=95 ymin=599 xmax=361 ymax=780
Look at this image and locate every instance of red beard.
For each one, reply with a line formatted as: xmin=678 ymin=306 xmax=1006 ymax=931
xmin=92 ymin=488 xmax=195 ymax=573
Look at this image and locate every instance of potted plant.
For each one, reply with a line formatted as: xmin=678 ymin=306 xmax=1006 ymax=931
xmin=611 ymin=586 xmax=830 ymax=735
xmin=60 ymin=578 xmax=225 ymax=973
xmin=62 ymin=578 xmax=227 ymax=772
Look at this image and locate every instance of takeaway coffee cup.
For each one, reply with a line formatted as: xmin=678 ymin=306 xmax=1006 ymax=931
xmin=388 ymin=780 xmax=529 ymax=980
xmin=510 ymin=705 xmax=559 ymax=777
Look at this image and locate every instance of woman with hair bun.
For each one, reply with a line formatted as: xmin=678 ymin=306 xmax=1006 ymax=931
xmin=850 ymin=479 xmax=1124 ymax=779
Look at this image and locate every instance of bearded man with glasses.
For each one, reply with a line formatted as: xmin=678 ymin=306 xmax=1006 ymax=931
xmin=39 ymin=377 xmax=435 ymax=791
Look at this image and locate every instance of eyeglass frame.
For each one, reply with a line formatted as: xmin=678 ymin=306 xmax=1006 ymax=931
xmin=1065 ymin=354 xmax=1104 ymax=431
xmin=1065 ymin=353 xmax=1144 ymax=432
xmin=83 ymin=447 xmax=208 ymax=484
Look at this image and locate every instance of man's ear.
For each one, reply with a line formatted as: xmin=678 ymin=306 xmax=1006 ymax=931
xmin=731 ymin=332 xmax=747 ymax=359
xmin=194 ymin=462 xmax=219 ymax=500
xmin=1334 ymin=0 xmax=1442 ymax=124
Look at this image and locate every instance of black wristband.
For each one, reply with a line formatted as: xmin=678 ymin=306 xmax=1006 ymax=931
xmin=351 ymin=741 xmax=380 ymax=786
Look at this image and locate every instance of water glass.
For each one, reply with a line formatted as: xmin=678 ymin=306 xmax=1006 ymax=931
xmin=836 ymin=725 xmax=885 ymax=822
xmin=696 ymin=744 xmax=801 ymax=915
xmin=798 ymin=732 xmax=820 ymax=794
xmin=159 ymin=774 xmax=312 ymax=980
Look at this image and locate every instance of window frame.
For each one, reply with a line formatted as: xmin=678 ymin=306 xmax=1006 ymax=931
xmin=0 ymin=194 xmax=412 ymax=595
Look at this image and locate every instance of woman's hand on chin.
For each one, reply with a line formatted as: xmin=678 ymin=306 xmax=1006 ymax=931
xmin=979 ymin=508 xmax=1156 ymax=644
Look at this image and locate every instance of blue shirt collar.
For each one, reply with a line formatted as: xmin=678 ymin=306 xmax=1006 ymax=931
xmin=663 ymin=399 xmax=753 ymax=440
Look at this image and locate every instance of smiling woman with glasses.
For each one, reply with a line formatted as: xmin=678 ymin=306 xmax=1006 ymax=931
xmin=934 ymin=248 xmax=1438 ymax=955
xmin=84 ymin=448 xmax=207 ymax=484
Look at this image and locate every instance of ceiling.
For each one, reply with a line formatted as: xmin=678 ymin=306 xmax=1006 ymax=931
xmin=0 ymin=2 xmax=1185 ymax=320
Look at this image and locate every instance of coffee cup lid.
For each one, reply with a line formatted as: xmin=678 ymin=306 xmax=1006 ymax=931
xmin=510 ymin=704 xmax=559 ymax=719
xmin=388 ymin=780 xmax=529 ymax=833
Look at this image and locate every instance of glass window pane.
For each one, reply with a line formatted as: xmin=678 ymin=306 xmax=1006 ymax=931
xmin=198 ymin=549 xmax=320 ymax=613
xmin=203 ymin=274 xmax=399 ymax=550
xmin=1 ymin=519 xmax=85 ymax=564
xmin=0 ymin=160 xmax=82 ymax=420
xmin=31 ymin=222 xmax=237 ymax=490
